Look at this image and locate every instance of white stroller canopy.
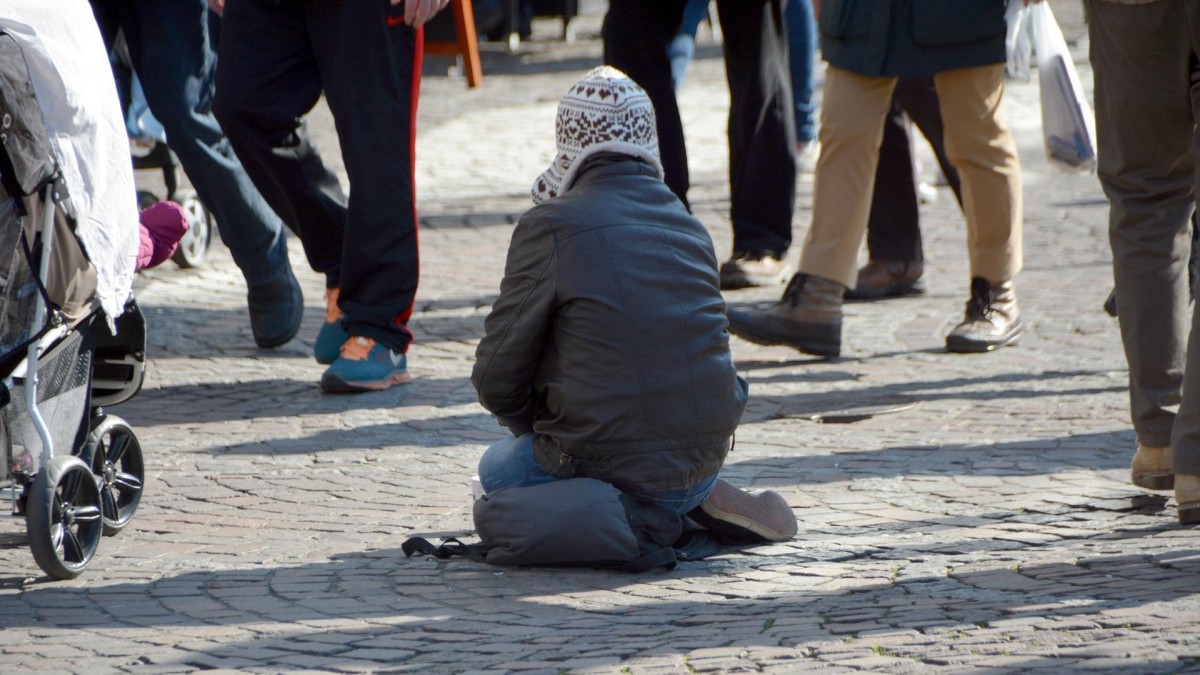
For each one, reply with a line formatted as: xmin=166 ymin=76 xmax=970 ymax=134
xmin=0 ymin=0 xmax=140 ymax=321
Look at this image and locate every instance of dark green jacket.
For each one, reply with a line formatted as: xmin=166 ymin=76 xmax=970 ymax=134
xmin=820 ymin=0 xmax=1007 ymax=78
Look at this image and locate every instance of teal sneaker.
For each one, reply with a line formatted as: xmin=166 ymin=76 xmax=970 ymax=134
xmin=320 ymin=336 xmax=411 ymax=393
xmin=314 ymin=288 xmax=349 ymax=364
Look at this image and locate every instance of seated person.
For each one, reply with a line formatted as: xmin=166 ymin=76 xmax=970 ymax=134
xmin=471 ymin=66 xmax=796 ymax=543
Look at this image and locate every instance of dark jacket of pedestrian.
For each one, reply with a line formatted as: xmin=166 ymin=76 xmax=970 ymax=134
xmin=472 ymin=152 xmax=748 ymax=496
xmin=820 ymin=0 xmax=1007 ymax=77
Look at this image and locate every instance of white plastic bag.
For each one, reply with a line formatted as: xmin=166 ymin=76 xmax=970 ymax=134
xmin=1005 ymin=0 xmax=1033 ymax=81
xmin=1029 ymin=1 xmax=1097 ymax=173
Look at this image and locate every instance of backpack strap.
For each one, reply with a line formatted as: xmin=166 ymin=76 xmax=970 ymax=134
xmin=402 ymin=536 xmax=491 ymax=564
xmin=672 ymin=529 xmax=724 ymax=562
xmin=611 ymin=546 xmax=677 ymax=573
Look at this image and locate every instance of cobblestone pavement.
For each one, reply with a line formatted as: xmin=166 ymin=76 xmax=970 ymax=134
xmin=5 ymin=3 xmax=1200 ymax=674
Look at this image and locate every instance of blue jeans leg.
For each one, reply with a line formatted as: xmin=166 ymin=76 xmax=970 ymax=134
xmin=667 ymin=0 xmax=712 ymax=90
xmin=478 ymin=433 xmax=718 ymax=516
xmin=631 ymin=472 xmax=718 ymax=516
xmin=477 ymin=433 xmax=557 ymax=494
xmin=112 ymin=0 xmax=291 ymax=287
xmin=786 ymin=0 xmax=817 ymax=144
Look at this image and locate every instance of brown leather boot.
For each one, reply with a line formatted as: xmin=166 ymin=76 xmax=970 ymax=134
xmin=945 ymin=277 xmax=1022 ymax=353
xmin=726 ymin=273 xmax=844 ymax=357
xmin=845 ymin=260 xmax=925 ymax=301
xmin=1131 ymin=443 xmax=1173 ymax=490
xmin=1176 ymin=474 xmax=1200 ymax=525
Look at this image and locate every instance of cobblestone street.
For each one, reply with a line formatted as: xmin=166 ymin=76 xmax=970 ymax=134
xmin=4 ymin=3 xmax=1200 ymax=673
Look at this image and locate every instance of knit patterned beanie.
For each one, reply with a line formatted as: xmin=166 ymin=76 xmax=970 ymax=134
xmin=531 ymin=66 xmax=664 ymax=204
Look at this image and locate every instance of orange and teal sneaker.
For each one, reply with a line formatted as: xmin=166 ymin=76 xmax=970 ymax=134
xmin=320 ymin=336 xmax=410 ymax=393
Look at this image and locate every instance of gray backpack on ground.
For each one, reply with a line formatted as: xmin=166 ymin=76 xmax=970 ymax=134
xmin=402 ymin=477 xmax=721 ymax=572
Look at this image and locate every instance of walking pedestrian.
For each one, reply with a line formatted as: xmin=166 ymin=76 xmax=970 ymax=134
xmin=210 ymin=0 xmax=447 ymax=392
xmin=848 ymin=77 xmax=963 ymax=301
xmin=604 ymin=0 xmax=798 ymax=291
xmin=1086 ymin=0 xmax=1200 ymax=523
xmin=90 ymin=0 xmax=304 ymax=350
xmin=728 ymin=0 xmax=1035 ymax=357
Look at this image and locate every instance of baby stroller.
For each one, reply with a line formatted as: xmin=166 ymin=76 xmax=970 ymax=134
xmin=0 ymin=29 xmax=146 ymax=579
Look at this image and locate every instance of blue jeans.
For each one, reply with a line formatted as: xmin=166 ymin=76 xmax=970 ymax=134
xmin=91 ymin=0 xmax=291 ymax=287
xmin=478 ymin=433 xmax=719 ymax=516
xmin=667 ymin=0 xmax=713 ymax=90
xmin=786 ymin=0 xmax=817 ymax=144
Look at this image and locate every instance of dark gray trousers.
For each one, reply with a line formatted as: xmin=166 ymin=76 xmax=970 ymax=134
xmin=1088 ymin=0 xmax=1200 ymax=471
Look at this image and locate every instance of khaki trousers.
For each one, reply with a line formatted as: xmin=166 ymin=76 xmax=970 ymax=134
xmin=798 ymin=64 xmax=1022 ymax=290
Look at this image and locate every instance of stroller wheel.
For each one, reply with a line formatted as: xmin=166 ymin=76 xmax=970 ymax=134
xmin=171 ymin=190 xmax=214 ymax=269
xmin=83 ymin=415 xmax=144 ymax=537
xmin=26 ymin=455 xmax=103 ymax=580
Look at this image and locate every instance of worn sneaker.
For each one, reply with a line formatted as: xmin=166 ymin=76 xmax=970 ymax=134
xmin=719 ymin=252 xmax=795 ymax=290
xmin=687 ymin=478 xmax=797 ymax=543
xmin=320 ymin=336 xmax=411 ymax=393
xmin=314 ymin=288 xmax=350 ymax=365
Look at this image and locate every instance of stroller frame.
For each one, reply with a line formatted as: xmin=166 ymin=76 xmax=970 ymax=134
xmin=0 ymin=29 xmax=147 ymax=580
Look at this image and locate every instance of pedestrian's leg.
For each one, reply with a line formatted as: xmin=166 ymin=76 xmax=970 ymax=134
xmin=604 ymin=0 xmax=689 ymax=205
xmin=934 ymin=64 xmax=1023 ymax=353
xmin=867 ymin=99 xmax=919 ymax=262
xmin=796 ymin=68 xmax=895 ymax=289
xmin=113 ymin=0 xmax=302 ymax=348
xmin=1089 ymin=0 xmax=1192 ymax=474
xmin=667 ymin=0 xmax=711 ymax=90
xmin=785 ymin=0 xmax=817 ymax=148
xmin=850 ymin=95 xmax=925 ymax=301
xmin=716 ymin=0 xmax=796 ymax=259
xmin=933 ymin=64 xmax=1021 ymax=287
xmin=1167 ymin=0 xmax=1200 ymax=524
xmin=212 ymin=0 xmax=345 ymax=284
xmin=895 ymin=76 xmax=962 ymax=207
xmin=308 ymin=1 xmax=420 ymax=392
xmin=725 ymin=67 xmax=894 ymax=357
xmin=1087 ymin=0 xmax=1196 ymax=507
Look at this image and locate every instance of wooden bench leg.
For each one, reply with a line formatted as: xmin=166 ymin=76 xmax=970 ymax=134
xmin=452 ymin=0 xmax=483 ymax=88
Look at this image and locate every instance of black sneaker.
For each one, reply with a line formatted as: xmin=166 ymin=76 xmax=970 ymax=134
xmin=247 ymin=266 xmax=303 ymax=349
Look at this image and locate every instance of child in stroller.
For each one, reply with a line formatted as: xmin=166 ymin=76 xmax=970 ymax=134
xmin=0 ymin=0 xmax=185 ymax=579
